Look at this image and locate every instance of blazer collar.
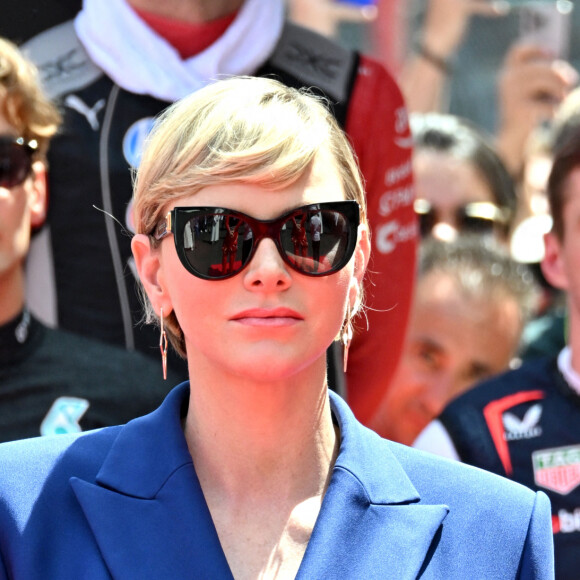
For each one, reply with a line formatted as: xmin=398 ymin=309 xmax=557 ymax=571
xmin=295 ymin=392 xmax=449 ymax=578
xmin=71 ymin=385 xmax=448 ymax=579
xmin=329 ymin=390 xmax=422 ymax=505
xmin=90 ymin=381 xmax=193 ymax=498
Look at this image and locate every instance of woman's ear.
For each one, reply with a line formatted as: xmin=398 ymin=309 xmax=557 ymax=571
xmin=349 ymin=224 xmax=371 ymax=312
xmin=28 ymin=161 xmax=48 ymax=228
xmin=353 ymin=223 xmax=371 ymax=286
xmin=541 ymin=231 xmax=568 ymax=291
xmin=131 ymin=234 xmax=172 ymax=315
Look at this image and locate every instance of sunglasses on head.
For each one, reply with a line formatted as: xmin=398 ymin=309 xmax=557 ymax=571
xmin=152 ymin=201 xmax=360 ymax=280
xmin=414 ymin=199 xmax=511 ymax=238
xmin=0 ymin=136 xmax=38 ymax=189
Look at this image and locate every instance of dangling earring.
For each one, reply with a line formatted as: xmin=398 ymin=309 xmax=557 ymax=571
xmin=159 ymin=308 xmax=168 ymax=380
xmin=342 ymin=303 xmax=353 ymax=374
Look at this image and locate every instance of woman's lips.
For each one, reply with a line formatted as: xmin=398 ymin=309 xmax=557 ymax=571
xmin=230 ymin=308 xmax=303 ymax=326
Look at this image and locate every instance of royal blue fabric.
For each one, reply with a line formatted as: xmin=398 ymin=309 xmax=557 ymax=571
xmin=0 ymin=383 xmax=554 ymax=579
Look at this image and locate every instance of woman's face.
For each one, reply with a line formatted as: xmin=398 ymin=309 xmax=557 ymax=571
xmin=413 ymin=150 xmax=499 ymax=242
xmin=139 ymin=149 xmax=367 ymax=383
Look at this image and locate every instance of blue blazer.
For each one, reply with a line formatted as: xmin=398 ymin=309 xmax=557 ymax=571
xmin=0 ymin=384 xmax=553 ymax=579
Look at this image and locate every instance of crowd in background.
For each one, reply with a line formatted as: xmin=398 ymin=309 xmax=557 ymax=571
xmin=1 ymin=0 xmax=580 ymax=577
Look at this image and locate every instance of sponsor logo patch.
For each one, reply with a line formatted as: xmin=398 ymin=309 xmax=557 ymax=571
xmin=40 ymin=397 xmax=90 ymax=436
xmin=64 ymin=95 xmax=105 ymax=131
xmin=502 ymin=404 xmax=542 ymax=441
xmin=122 ymin=117 xmax=155 ymax=168
xmin=553 ymin=508 xmax=580 ymax=534
xmin=533 ymin=445 xmax=580 ymax=495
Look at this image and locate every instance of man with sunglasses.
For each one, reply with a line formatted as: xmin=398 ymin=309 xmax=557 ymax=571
xmin=18 ymin=0 xmax=417 ymax=431
xmin=0 ymin=38 xmax=179 ymax=443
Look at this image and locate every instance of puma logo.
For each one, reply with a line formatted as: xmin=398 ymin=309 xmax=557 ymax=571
xmin=64 ymin=95 xmax=106 ymax=130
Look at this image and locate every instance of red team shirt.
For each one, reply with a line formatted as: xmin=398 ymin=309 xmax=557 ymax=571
xmin=345 ymin=55 xmax=416 ymax=426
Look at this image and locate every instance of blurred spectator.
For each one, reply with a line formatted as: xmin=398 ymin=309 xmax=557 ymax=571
xmin=414 ymin=128 xmax=580 ymax=579
xmin=17 ymin=0 xmax=417 ymax=427
xmin=397 ymin=0 xmax=505 ymax=112
xmin=496 ymin=42 xmax=577 ymax=178
xmin=392 ymin=1 xmax=578 ymax=179
xmin=0 ymin=37 xmax=176 ymax=443
xmin=512 ymin=86 xmax=580 ymax=359
xmin=411 ymin=112 xmax=516 ymax=243
xmin=370 ymin=236 xmax=538 ymax=444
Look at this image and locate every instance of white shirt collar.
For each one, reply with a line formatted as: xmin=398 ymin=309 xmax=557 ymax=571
xmin=557 ymin=346 xmax=580 ymax=395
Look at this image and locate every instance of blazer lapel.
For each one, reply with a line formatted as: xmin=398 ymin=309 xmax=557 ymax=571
xmin=297 ymin=393 xmax=450 ymax=579
xmin=70 ymin=386 xmax=448 ymax=579
xmin=71 ymin=383 xmax=234 ymax=580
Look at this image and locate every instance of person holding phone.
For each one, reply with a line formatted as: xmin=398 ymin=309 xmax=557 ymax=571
xmin=395 ymin=0 xmax=578 ymax=178
xmin=0 ymin=76 xmax=554 ymax=579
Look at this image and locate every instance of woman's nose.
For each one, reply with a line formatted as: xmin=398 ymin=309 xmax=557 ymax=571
xmin=243 ymin=238 xmax=292 ymax=291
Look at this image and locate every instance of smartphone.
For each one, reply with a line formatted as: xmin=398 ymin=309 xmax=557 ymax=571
xmin=518 ymin=1 xmax=573 ymax=58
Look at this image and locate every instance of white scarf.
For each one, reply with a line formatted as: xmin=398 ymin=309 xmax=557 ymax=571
xmin=75 ymin=0 xmax=285 ymax=102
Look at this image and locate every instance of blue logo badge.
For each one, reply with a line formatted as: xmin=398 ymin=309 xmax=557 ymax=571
xmin=122 ymin=117 xmax=155 ymax=168
xmin=40 ymin=397 xmax=90 ymax=436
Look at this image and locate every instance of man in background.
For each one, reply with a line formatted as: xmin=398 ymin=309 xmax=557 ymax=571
xmin=371 ymin=237 xmax=538 ymax=444
xmin=0 ymin=37 xmax=178 ymax=442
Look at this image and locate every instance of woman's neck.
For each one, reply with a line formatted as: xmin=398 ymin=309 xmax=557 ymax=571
xmin=182 ymin=351 xmax=339 ymax=579
xmin=184 ymin=357 xmax=338 ymax=503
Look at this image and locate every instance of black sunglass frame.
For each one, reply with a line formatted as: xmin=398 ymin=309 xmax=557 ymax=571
xmin=0 ymin=136 xmax=38 ymax=189
xmin=153 ymin=200 xmax=360 ymax=280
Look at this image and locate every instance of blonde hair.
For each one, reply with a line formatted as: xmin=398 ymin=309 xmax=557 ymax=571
xmin=133 ymin=76 xmax=367 ymax=358
xmin=0 ymin=37 xmax=61 ymax=159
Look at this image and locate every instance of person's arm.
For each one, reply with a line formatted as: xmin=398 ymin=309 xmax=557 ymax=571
xmin=397 ymin=0 xmax=507 ymax=113
xmin=287 ymin=0 xmax=377 ymax=38
xmin=496 ymin=42 xmax=578 ymax=177
xmin=344 ymin=55 xmax=417 ymax=426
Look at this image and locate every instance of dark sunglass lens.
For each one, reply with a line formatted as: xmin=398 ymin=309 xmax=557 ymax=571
xmin=181 ymin=212 xmax=253 ymax=278
xmin=0 ymin=141 xmax=32 ymax=188
xmin=414 ymin=201 xmax=436 ymax=238
xmin=460 ymin=214 xmax=495 ymax=234
xmin=417 ymin=211 xmax=436 ymax=238
xmin=281 ymin=208 xmax=350 ymax=274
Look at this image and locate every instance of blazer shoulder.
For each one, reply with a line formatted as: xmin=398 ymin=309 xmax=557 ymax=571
xmin=390 ymin=440 xmax=540 ymax=510
xmin=0 ymin=427 xmax=120 ymax=511
xmin=389 ymin=442 xmax=553 ymax=576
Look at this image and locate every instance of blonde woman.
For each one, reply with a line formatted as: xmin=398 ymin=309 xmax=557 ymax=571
xmin=0 ymin=77 xmax=553 ymax=579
